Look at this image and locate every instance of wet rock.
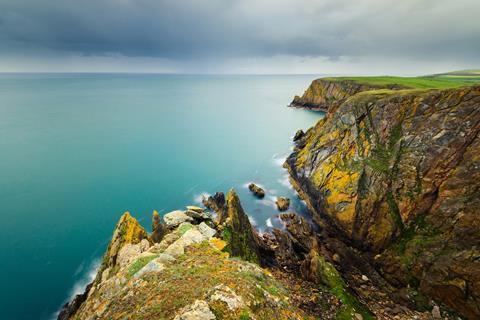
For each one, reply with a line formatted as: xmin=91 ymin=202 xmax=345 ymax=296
xmin=248 ymin=183 xmax=265 ymax=198
xmin=57 ymin=282 xmax=93 ymax=320
xmin=163 ymin=210 xmax=194 ymax=228
xmin=173 ymin=300 xmax=215 ymax=320
xmin=293 ymin=129 xmax=305 ymax=142
xmin=151 ymin=210 xmax=165 ymax=243
xmin=202 ymin=192 xmax=226 ymax=223
xmin=275 ymin=197 xmax=290 ymax=211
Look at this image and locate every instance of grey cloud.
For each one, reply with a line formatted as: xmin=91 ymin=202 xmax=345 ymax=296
xmin=0 ymin=0 xmax=479 ymax=69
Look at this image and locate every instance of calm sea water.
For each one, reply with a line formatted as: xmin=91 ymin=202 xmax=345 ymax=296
xmin=0 ymin=74 xmax=322 ymax=320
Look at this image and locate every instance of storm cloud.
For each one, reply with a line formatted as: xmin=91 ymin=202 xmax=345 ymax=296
xmin=0 ymin=0 xmax=478 ymax=73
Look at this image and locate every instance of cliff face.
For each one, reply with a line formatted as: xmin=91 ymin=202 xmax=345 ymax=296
xmin=289 ymin=79 xmax=406 ymax=112
xmin=286 ymin=81 xmax=480 ymax=318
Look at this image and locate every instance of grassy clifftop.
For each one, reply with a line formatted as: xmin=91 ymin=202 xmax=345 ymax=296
xmin=290 ymin=70 xmax=480 ymax=112
xmin=323 ymin=73 xmax=480 ymax=90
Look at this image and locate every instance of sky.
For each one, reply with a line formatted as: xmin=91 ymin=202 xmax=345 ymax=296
xmin=0 ymin=0 xmax=479 ymax=74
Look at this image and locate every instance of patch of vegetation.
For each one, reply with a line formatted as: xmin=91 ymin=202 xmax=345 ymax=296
xmin=178 ymin=223 xmax=193 ymax=235
xmin=323 ymin=74 xmax=480 ymax=89
xmin=386 ymin=191 xmax=404 ymax=231
xmin=127 ymin=254 xmax=158 ymax=277
xmin=239 ymin=310 xmax=251 ymax=320
xmin=313 ymin=254 xmax=374 ymax=320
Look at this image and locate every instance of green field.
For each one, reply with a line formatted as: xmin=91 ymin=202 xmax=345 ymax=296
xmin=324 ymin=70 xmax=480 ymax=90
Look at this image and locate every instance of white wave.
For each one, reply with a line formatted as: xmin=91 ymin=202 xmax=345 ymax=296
xmin=266 ymin=218 xmax=273 ymax=228
xmin=248 ymin=214 xmax=257 ymax=226
xmin=272 ymin=153 xmax=287 ymax=167
xmin=278 ymin=174 xmax=293 ymax=190
xmin=255 ymin=199 xmax=277 ymax=209
xmin=51 ymin=258 xmax=100 ymax=320
xmin=193 ymin=192 xmax=210 ymax=204
xmin=69 ymin=258 xmax=100 ymax=299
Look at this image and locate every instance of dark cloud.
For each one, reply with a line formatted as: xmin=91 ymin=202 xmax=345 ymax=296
xmin=0 ymin=0 xmax=478 ymax=72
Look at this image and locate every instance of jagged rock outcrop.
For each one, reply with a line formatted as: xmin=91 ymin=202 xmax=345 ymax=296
xmin=96 ymin=212 xmax=148 ymax=279
xmin=286 ymin=81 xmax=480 ymax=318
xmin=60 ymin=210 xmax=326 ymax=320
xmin=222 ymin=189 xmax=262 ymax=264
xmin=293 ymin=129 xmax=305 ymax=142
xmin=151 ymin=210 xmax=165 ymax=243
xmin=58 ymin=212 xmax=148 ymax=320
xmin=203 ymin=191 xmax=226 ymax=223
xmin=289 ymin=79 xmax=406 ymax=112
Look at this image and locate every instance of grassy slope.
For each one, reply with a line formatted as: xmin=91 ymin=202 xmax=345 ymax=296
xmin=323 ymin=71 xmax=480 ymax=90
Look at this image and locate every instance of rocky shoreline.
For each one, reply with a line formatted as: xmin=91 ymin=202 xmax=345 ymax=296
xmin=60 ymin=78 xmax=479 ymax=320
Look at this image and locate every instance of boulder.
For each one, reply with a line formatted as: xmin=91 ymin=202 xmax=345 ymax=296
xmin=185 ymin=209 xmax=210 ymax=221
xmin=133 ymin=259 xmax=165 ymax=278
xmin=198 ymin=222 xmax=216 ymax=239
xmin=275 ymin=197 xmax=290 ymax=211
xmin=163 ymin=210 xmax=194 ymax=228
xmin=151 ymin=210 xmax=165 ymax=243
xmin=164 ymin=228 xmax=207 ymax=257
xmin=209 ymin=284 xmax=244 ymax=311
xmin=248 ymin=183 xmax=265 ymax=198
xmin=173 ymin=300 xmax=215 ymax=320
xmin=186 ymin=205 xmax=204 ymax=213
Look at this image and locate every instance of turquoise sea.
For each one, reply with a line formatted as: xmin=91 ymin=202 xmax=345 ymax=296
xmin=0 ymin=74 xmax=322 ymax=319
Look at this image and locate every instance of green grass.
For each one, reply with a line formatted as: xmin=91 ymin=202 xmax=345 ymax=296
xmin=323 ymin=74 xmax=480 ymax=89
xmin=127 ymin=255 xmax=158 ymax=277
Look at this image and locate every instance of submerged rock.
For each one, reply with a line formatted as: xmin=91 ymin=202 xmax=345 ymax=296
xmin=248 ymin=183 xmax=265 ymax=198
xmin=275 ymin=197 xmax=290 ymax=211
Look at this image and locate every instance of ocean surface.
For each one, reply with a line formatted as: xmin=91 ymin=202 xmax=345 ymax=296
xmin=0 ymin=73 xmax=323 ymax=320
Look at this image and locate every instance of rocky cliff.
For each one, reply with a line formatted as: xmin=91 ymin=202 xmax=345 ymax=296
xmin=286 ymin=79 xmax=480 ymax=319
xmin=289 ymin=79 xmax=406 ymax=112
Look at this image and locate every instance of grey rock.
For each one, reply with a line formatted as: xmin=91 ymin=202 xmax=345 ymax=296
xmin=198 ymin=222 xmax=216 ymax=239
xmin=174 ymin=300 xmax=215 ymax=320
xmin=164 ymin=210 xmax=194 ymax=228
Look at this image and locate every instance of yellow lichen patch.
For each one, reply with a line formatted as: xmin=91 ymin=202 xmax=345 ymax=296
xmin=209 ymin=237 xmax=227 ymax=251
xmin=119 ymin=212 xmax=148 ymax=243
